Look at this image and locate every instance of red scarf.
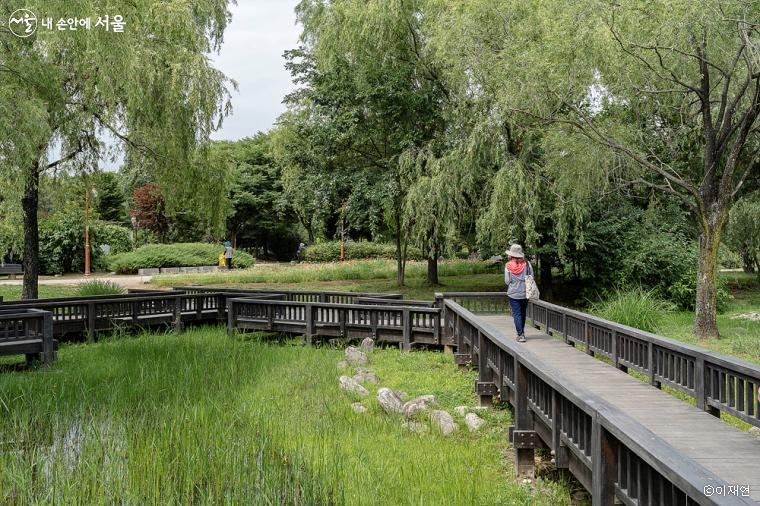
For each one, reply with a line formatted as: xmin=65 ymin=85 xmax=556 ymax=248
xmin=506 ymin=259 xmax=526 ymax=275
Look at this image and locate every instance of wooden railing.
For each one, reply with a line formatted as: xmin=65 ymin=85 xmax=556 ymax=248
xmin=177 ymin=286 xmax=402 ymax=305
xmin=437 ymin=292 xmax=760 ymax=431
xmin=528 ymin=299 xmax=760 ymax=430
xmin=227 ymin=298 xmax=440 ymax=349
xmin=443 ymin=298 xmax=754 ymax=506
xmin=0 ymin=291 xmax=245 ymax=338
xmin=0 ymin=309 xmax=55 ymax=364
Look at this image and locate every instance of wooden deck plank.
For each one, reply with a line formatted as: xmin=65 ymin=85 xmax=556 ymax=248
xmin=478 ymin=315 xmax=760 ymax=501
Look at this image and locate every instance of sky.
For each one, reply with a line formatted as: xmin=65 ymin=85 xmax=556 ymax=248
xmin=210 ymin=0 xmax=303 ymax=141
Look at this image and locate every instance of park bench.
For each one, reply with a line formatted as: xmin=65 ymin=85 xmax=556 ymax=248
xmin=0 ymin=308 xmax=56 ymax=365
xmin=0 ymin=263 xmax=23 ymax=280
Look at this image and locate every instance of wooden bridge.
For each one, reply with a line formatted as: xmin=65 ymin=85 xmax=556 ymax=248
xmin=2 ymin=286 xmax=759 ymax=504
xmin=224 ymin=288 xmax=760 ymax=505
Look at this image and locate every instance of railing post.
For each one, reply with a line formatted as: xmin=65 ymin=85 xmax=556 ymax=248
xmin=584 ymin=319 xmax=593 ymax=357
xmin=550 ymin=390 xmax=568 ymax=469
xmin=400 ymin=308 xmax=411 ymax=352
xmin=266 ymin=304 xmax=273 ymax=331
xmin=611 ymin=330 xmax=618 ymax=368
xmin=305 ymin=303 xmax=315 ymax=344
xmin=173 ymin=295 xmax=183 ymax=331
xmin=195 ymin=296 xmax=203 ymax=320
xmin=647 ymin=342 xmax=662 ymax=389
xmin=477 ymin=331 xmax=495 ymax=407
xmin=217 ymin=294 xmax=226 ymax=322
xmin=227 ymin=299 xmax=235 ymax=337
xmin=339 ymin=307 xmax=347 ymax=337
xmin=513 ymin=358 xmax=535 ymax=478
xmin=561 ymin=313 xmax=568 ymax=344
xmin=87 ymin=302 xmax=96 ymax=343
xmin=591 ymin=416 xmax=616 ymax=505
xmin=370 ymin=309 xmax=378 ymax=339
xmin=41 ymin=311 xmax=55 ymax=365
xmin=695 ymin=356 xmax=720 ymax=417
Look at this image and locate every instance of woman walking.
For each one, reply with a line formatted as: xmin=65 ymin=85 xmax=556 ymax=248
xmin=504 ymin=244 xmax=534 ymax=342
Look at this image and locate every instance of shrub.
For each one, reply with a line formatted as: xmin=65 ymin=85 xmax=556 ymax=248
xmin=76 ymin=280 xmax=125 ymax=296
xmin=93 ymin=223 xmax=133 ymax=255
xmin=303 ymin=241 xmax=423 ymax=262
xmin=108 ymin=243 xmax=255 ymax=274
xmin=593 ymin=288 xmax=676 ymax=333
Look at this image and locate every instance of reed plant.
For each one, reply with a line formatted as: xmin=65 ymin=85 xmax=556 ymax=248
xmin=0 ymin=327 xmax=574 ymax=505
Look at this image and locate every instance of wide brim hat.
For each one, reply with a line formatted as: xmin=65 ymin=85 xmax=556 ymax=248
xmin=506 ymin=244 xmax=524 ymax=258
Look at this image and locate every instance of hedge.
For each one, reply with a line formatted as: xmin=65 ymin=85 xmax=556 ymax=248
xmin=108 ymin=243 xmax=255 ymax=274
xmin=303 ymin=241 xmax=424 ymax=262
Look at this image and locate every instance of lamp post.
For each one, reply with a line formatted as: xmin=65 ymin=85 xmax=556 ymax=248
xmin=84 ymin=186 xmax=97 ymax=276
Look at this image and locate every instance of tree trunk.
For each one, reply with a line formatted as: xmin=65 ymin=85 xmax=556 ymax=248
xmin=426 ymin=242 xmax=439 ymax=286
xmin=740 ymin=249 xmax=755 ymax=274
xmin=21 ymin=162 xmax=40 ymax=300
xmin=394 ymin=208 xmax=405 ymax=287
xmin=538 ymin=252 xmax=553 ymax=300
xmin=694 ymin=224 xmax=722 ymax=338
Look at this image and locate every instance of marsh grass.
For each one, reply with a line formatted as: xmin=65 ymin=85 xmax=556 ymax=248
xmin=76 ymin=279 xmax=125 ymax=296
xmin=0 ymin=327 xmax=574 ymax=505
xmin=153 ymin=259 xmax=499 ymax=287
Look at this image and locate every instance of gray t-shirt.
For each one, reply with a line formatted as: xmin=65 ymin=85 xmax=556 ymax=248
xmin=225 ymin=246 xmax=233 ymax=259
xmin=505 ymin=262 xmax=533 ymax=300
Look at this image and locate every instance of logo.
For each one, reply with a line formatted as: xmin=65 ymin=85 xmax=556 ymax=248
xmin=9 ymin=9 xmax=37 ymax=37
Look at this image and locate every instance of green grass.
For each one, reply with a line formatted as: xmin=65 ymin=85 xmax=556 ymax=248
xmin=0 ymin=285 xmax=81 ymax=302
xmin=0 ymin=327 xmax=576 ymax=505
xmin=153 ymin=259 xmax=500 ymax=287
xmin=593 ymin=288 xmax=676 ymax=333
xmin=75 ymin=279 xmax=125 ymax=296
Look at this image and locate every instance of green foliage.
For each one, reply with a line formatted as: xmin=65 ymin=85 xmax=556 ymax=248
xmin=303 ymin=241 xmax=423 ymax=262
xmin=76 ymin=280 xmax=125 ymax=297
xmin=38 ymin=208 xmax=89 ymax=275
xmin=725 ymin=193 xmax=760 ymax=274
xmin=94 ymin=172 xmax=127 ymax=223
xmin=593 ymin=288 xmax=676 ymax=333
xmin=108 ymin=243 xmax=254 ymax=274
xmin=93 ymin=224 xmax=133 ymax=255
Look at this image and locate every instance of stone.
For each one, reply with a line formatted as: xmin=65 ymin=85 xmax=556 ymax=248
xmin=353 ymin=370 xmax=380 ymax=385
xmin=137 ymin=268 xmax=160 ymax=276
xmin=464 ymin=413 xmax=485 ymax=432
xmin=394 ymin=390 xmax=409 ymax=400
xmin=402 ymin=395 xmax=437 ymax=418
xmin=750 ymin=427 xmax=760 ymax=440
xmin=731 ymin=312 xmax=760 ymax=322
xmin=351 ymin=402 xmax=368 ymax=413
xmin=402 ymin=421 xmax=429 ymax=434
xmin=360 ymin=337 xmax=375 ymax=353
xmin=377 ymin=387 xmax=404 ymax=414
xmin=339 ymin=376 xmax=368 ymax=396
xmin=454 ymin=406 xmax=468 ymax=417
xmin=345 ymin=346 xmax=369 ymax=365
xmin=337 ymin=361 xmax=348 ymax=369
xmin=429 ymin=410 xmax=457 ymax=436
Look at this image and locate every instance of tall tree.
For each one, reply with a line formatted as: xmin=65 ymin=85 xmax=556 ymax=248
xmin=0 ymin=0 xmax=233 ymax=298
xmin=286 ymin=0 xmax=447 ymax=286
xmin=425 ymin=0 xmax=759 ymax=337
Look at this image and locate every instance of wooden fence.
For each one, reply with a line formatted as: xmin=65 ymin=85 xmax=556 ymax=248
xmin=443 ymin=297 xmax=755 ymax=506
xmin=439 ymin=291 xmax=760 ymax=432
xmin=527 ymin=298 xmax=760 ymax=430
xmin=227 ymin=297 xmax=440 ymax=349
xmin=177 ymin=286 xmax=402 ymax=304
xmin=0 ymin=308 xmax=55 ymax=365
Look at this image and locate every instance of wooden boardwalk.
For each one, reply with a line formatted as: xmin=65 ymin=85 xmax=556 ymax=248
xmin=478 ymin=314 xmax=760 ymax=502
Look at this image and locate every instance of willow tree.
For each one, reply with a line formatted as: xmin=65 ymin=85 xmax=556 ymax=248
xmin=0 ymin=0 xmax=233 ymax=298
xmin=427 ymin=0 xmax=759 ymax=337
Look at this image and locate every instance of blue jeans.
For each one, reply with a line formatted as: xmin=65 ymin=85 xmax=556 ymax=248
xmin=509 ymin=297 xmax=528 ymax=337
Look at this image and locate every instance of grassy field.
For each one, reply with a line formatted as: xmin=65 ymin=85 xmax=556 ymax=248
xmin=152 ymin=259 xmax=501 ymax=288
xmin=0 ymin=327 xmax=578 ymax=505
